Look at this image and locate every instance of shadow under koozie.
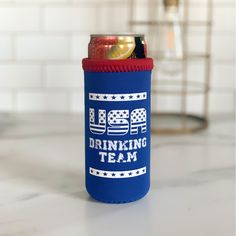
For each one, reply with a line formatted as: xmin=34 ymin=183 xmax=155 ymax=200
xmin=82 ymin=58 xmax=154 ymax=203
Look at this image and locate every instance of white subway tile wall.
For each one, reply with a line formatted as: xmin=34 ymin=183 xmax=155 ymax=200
xmin=0 ymin=7 xmax=40 ymax=32
xmin=70 ymin=91 xmax=84 ymax=112
xmin=0 ymin=64 xmax=41 ymax=88
xmin=0 ymin=92 xmax=13 ymax=111
xmin=16 ymin=35 xmax=70 ymax=60
xmin=44 ymin=6 xmax=98 ymax=32
xmin=0 ymin=0 xmax=235 ymax=114
xmin=0 ymin=35 xmax=12 ymax=60
xmin=45 ymin=64 xmax=83 ymax=88
xmin=16 ymin=91 xmax=69 ymax=112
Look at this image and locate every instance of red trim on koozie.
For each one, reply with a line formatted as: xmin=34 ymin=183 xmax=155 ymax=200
xmin=82 ymin=58 xmax=154 ymax=72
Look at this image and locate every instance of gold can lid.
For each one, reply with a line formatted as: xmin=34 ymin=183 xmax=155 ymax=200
xmin=163 ymin=0 xmax=179 ymax=7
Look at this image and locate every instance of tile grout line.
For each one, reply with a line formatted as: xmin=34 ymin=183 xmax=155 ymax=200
xmin=0 ymin=31 xmax=234 ymax=36
xmin=0 ymin=1 xmax=234 ymax=7
xmin=40 ymin=62 xmax=46 ymax=89
xmin=39 ymin=3 xmax=45 ymax=32
xmin=12 ymin=88 xmax=18 ymax=112
xmin=11 ymin=33 xmax=16 ymax=62
xmin=11 ymin=32 xmax=17 ymax=111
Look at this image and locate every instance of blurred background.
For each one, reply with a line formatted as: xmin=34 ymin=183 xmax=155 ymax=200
xmin=0 ymin=0 xmax=234 ymax=117
xmin=0 ymin=1 xmax=235 ymax=235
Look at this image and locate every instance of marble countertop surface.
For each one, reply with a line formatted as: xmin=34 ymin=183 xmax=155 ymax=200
xmin=0 ymin=114 xmax=234 ymax=236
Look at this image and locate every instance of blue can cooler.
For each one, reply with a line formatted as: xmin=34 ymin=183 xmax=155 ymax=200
xmin=82 ymin=58 xmax=154 ymax=203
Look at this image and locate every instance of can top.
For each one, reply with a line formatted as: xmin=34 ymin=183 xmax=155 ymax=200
xmin=88 ymin=34 xmax=147 ymax=59
xmin=90 ymin=33 xmax=145 ymax=38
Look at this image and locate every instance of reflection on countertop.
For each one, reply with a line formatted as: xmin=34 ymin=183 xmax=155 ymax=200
xmin=0 ymin=113 xmax=234 ymax=236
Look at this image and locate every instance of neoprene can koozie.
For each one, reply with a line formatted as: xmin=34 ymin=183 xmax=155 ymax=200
xmin=82 ymin=34 xmax=154 ymax=203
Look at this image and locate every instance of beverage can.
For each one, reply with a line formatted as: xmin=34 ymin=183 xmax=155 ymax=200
xmin=83 ymin=34 xmax=153 ymax=203
xmin=88 ymin=34 xmax=147 ymax=59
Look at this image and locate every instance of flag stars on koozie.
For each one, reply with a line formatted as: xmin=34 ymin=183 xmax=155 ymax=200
xmin=108 ymin=110 xmax=129 ymax=126
xmin=89 ymin=109 xmax=95 ymax=123
xmin=89 ymin=92 xmax=147 ymax=102
xmin=131 ymin=108 xmax=146 ymax=124
xmin=89 ymin=167 xmax=147 ymax=179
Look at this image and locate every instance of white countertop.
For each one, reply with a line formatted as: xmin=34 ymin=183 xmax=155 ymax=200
xmin=0 ymin=114 xmax=234 ymax=236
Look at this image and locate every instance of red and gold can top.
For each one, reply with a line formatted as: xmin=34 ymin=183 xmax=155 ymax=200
xmin=88 ymin=34 xmax=147 ymax=60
